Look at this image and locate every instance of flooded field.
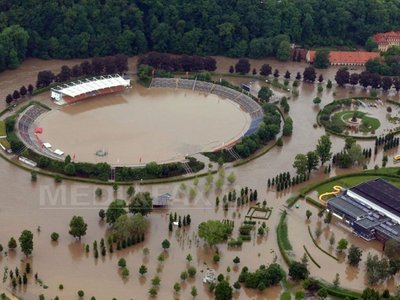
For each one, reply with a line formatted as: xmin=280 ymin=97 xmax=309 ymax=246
xmin=0 ymin=57 xmax=400 ymax=299
xmin=37 ymin=86 xmax=250 ymax=165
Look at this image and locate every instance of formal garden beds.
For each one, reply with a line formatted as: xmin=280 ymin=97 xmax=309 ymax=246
xmin=318 ymin=97 xmax=400 ymax=139
xmin=245 ymin=206 xmax=273 ymax=221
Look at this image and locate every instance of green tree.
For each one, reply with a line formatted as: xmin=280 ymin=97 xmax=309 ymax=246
xmin=276 ymin=40 xmax=291 ymax=61
xmin=365 ymin=37 xmax=378 ymax=52
xmin=127 ymin=186 xmax=135 ymax=198
xmin=106 ymin=199 xmax=127 ymax=225
xmin=173 ymin=282 xmax=181 ymax=293
xmin=306 ymin=210 xmax=312 ymax=220
xmin=313 ymin=97 xmax=321 ymax=105
xmin=151 ymin=275 xmax=161 ymax=286
xmin=347 ymin=143 xmax=364 ymax=165
xmin=63 ymin=163 xmax=76 ymax=176
xmin=149 ymin=287 xmax=157 ymax=297
xmin=118 ymin=258 xmax=126 ymax=268
xmin=113 ymin=213 xmax=148 ymax=241
xmin=314 ymin=51 xmax=330 ymax=69
xmin=316 ymin=135 xmax=332 ymax=165
xmin=128 ymin=192 xmax=153 ymax=216
xmin=191 ymin=286 xmax=198 ymax=298
xmin=186 ymin=254 xmax=193 ymax=263
xmin=161 ymin=239 xmax=170 ymax=250
xmin=180 ymin=270 xmax=188 ymax=281
xmin=139 ymin=265 xmax=147 ymax=276
xmin=50 ymin=232 xmax=59 ymax=242
xmin=337 ymin=239 xmax=348 ymax=252
xmin=384 ymin=239 xmax=400 ymax=260
xmin=258 ymin=86 xmax=273 ymax=102
xmin=98 ymin=209 xmax=105 ymax=220
xmin=293 ymin=154 xmax=308 ymax=176
xmin=215 ymin=280 xmax=233 ymax=300
xmin=289 ymin=261 xmax=309 ymax=280
xmin=19 ymin=230 xmax=33 ymax=257
xmin=317 ymin=288 xmax=328 ymax=299
xmin=188 ymin=266 xmax=197 ymax=277
xmin=306 ymin=151 xmax=319 ymax=174
xmin=198 ymin=220 xmax=231 ymax=246
xmin=8 ymin=237 xmax=17 ymax=249
xmin=69 ymin=216 xmax=88 ymax=240
xmin=348 ymin=244 xmax=363 ymax=266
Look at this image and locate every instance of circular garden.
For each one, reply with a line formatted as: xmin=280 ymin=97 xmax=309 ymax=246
xmin=319 ymin=97 xmax=398 ymax=138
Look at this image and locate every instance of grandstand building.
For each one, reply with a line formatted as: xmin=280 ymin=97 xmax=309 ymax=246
xmin=327 ymin=179 xmax=400 ymax=243
xmin=51 ymin=74 xmax=130 ymax=104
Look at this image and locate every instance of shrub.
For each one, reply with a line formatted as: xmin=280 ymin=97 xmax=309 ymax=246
xmin=54 ymin=175 xmax=62 ymax=183
xmin=118 ymin=258 xmax=126 ymax=268
xmin=78 ymin=290 xmax=84 ymax=297
xmin=188 ymin=266 xmax=197 ymax=277
xmin=50 ymin=232 xmax=59 ymax=242
xmin=31 ymin=171 xmax=37 ymax=182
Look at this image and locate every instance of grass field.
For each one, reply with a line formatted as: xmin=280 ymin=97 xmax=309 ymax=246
xmin=333 ymin=110 xmax=381 ymax=133
xmin=0 ymin=120 xmax=5 ymax=137
xmin=315 ymin=174 xmax=400 ymax=195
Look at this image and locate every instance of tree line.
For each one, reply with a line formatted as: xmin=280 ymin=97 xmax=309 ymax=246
xmin=36 ymin=54 xmax=129 ymax=89
xmin=334 ymin=67 xmax=400 ymax=92
xmin=1 ymin=0 xmax=400 ymax=70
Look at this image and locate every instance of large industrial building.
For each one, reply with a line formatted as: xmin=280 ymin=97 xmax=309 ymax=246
xmin=327 ymin=179 xmax=400 ymax=243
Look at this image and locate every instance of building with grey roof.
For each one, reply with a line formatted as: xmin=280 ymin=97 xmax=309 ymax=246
xmin=327 ymin=179 xmax=400 ymax=243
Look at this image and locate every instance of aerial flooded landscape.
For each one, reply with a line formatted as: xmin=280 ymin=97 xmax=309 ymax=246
xmin=1 ymin=1 xmax=400 ymax=300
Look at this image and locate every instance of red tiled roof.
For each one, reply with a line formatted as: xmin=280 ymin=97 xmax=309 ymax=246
xmin=373 ymin=31 xmax=400 ymax=44
xmin=308 ymin=51 xmax=379 ymax=64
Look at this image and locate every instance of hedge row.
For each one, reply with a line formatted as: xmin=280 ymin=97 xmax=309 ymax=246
xmin=303 ymin=245 xmax=321 ymax=268
xmin=276 ymin=212 xmax=292 ymax=266
xmin=307 ymin=226 xmax=338 ymax=261
xmin=305 ymin=196 xmax=325 ymax=210
xmin=317 ymin=280 xmax=361 ymax=299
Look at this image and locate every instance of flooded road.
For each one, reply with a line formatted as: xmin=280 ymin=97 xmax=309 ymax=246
xmin=0 ymin=57 xmax=399 ymax=299
xmin=38 ymin=85 xmax=249 ymax=166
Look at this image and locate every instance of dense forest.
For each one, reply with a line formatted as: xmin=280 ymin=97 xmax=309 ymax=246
xmin=1 ymin=0 xmax=400 ymax=71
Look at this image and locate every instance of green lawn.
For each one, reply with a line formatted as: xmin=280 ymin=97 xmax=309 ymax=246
xmin=0 ymin=120 xmax=5 ymax=136
xmin=333 ymin=110 xmax=381 ymax=133
xmin=280 ymin=291 xmax=291 ymax=300
xmin=0 ymin=139 xmax=10 ymax=149
xmin=315 ymin=174 xmax=400 ymax=195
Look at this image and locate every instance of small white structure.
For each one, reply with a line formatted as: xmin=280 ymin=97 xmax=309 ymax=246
xmin=19 ymin=156 xmax=37 ymax=167
xmin=54 ymin=149 xmax=64 ymax=156
xmin=43 ymin=142 xmax=52 ymax=149
xmin=203 ymin=269 xmax=217 ymax=284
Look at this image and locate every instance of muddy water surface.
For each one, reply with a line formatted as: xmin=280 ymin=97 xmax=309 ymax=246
xmin=0 ymin=57 xmax=400 ymax=299
xmin=38 ymin=86 xmax=250 ymax=166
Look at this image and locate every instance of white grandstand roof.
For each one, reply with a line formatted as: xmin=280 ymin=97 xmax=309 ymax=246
xmin=54 ymin=149 xmax=64 ymax=156
xmin=52 ymin=75 xmax=130 ymax=98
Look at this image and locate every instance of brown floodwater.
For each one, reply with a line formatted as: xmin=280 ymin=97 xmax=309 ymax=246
xmin=0 ymin=57 xmax=400 ymax=299
xmin=37 ymin=85 xmax=250 ymax=166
